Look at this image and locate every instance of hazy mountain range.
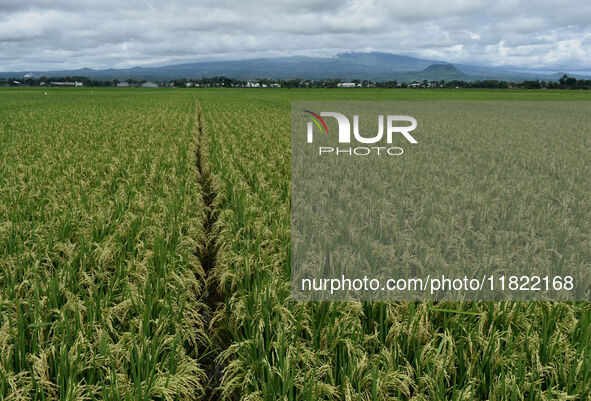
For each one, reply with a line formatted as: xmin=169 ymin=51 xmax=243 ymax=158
xmin=1 ymin=52 xmax=587 ymax=82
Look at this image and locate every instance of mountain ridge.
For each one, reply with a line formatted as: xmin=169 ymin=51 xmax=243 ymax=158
xmin=1 ymin=52 xmax=587 ymax=82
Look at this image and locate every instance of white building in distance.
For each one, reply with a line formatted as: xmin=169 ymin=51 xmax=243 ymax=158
xmin=337 ymin=82 xmax=360 ymax=88
xmin=50 ymin=81 xmax=83 ymax=87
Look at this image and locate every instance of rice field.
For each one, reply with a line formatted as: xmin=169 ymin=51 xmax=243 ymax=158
xmin=1 ymin=87 xmax=591 ymax=400
xmin=0 ymin=91 xmax=208 ymax=399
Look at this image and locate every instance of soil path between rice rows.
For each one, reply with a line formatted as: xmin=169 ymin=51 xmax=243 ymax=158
xmin=195 ymin=102 xmax=225 ymax=400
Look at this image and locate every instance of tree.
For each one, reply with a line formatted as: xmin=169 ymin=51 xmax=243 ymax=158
xmin=565 ymin=77 xmax=577 ymax=87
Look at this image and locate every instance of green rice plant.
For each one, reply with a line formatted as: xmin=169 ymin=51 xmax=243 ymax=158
xmin=0 ymin=90 xmax=208 ymax=400
xmin=197 ymin=88 xmax=591 ymax=400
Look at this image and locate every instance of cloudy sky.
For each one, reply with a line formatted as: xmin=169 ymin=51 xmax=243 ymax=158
xmin=0 ymin=0 xmax=590 ymax=72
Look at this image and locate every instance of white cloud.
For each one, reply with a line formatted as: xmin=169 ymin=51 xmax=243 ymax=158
xmin=0 ymin=0 xmax=589 ymax=71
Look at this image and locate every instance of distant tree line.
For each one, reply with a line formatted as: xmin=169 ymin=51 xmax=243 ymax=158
xmin=1 ymin=74 xmax=590 ymax=89
xmin=0 ymin=76 xmax=114 ymax=87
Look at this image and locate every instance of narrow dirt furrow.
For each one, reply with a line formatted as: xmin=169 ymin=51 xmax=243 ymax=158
xmin=194 ymin=102 xmax=225 ymax=400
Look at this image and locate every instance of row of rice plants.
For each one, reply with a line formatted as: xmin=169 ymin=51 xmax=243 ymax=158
xmin=0 ymin=90 xmax=208 ymax=400
xmin=198 ymin=89 xmax=591 ymax=400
